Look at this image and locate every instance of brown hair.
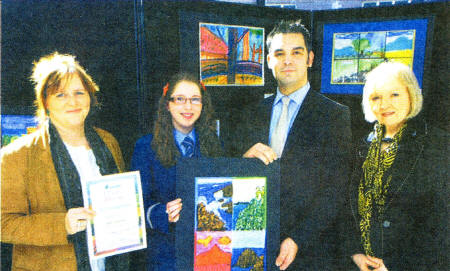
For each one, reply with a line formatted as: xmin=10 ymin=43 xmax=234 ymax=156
xmin=151 ymin=72 xmax=222 ymax=167
xmin=31 ymin=52 xmax=99 ymax=123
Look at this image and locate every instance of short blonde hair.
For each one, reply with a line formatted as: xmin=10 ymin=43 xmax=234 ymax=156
xmin=362 ymin=61 xmax=423 ymax=123
xmin=31 ymin=52 xmax=99 ymax=123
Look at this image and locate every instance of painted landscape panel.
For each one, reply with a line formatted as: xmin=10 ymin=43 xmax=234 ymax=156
xmin=200 ymin=23 xmax=264 ymax=86
xmin=194 ymin=177 xmax=267 ymax=271
xmin=331 ymin=30 xmax=415 ymax=84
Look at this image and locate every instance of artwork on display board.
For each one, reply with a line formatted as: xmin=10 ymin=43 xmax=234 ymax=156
xmin=199 ymin=23 xmax=264 ymax=86
xmin=195 ymin=177 xmax=266 ymax=270
xmin=176 ymin=158 xmax=280 ymax=271
xmin=1 ymin=115 xmax=39 ymax=146
xmin=320 ymin=18 xmax=429 ymax=94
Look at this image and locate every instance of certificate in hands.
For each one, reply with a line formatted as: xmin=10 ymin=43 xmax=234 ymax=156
xmin=82 ymin=171 xmax=147 ymax=259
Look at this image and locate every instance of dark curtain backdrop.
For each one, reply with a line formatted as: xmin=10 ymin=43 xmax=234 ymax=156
xmin=1 ymin=1 xmax=448 ymax=270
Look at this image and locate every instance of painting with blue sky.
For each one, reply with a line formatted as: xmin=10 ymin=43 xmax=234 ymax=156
xmin=321 ymin=18 xmax=428 ymax=94
xmin=196 ymin=178 xmax=233 ymax=231
xmin=331 ymin=29 xmax=415 ymax=85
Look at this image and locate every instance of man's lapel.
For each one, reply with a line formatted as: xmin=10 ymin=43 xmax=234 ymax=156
xmin=283 ymin=90 xmax=322 ymax=154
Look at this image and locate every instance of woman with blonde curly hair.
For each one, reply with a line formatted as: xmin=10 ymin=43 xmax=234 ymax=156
xmin=344 ymin=61 xmax=448 ymax=270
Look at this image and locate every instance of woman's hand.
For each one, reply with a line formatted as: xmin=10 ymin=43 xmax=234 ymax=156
xmin=352 ymin=254 xmax=388 ymax=271
xmin=65 ymin=207 xmax=96 ymax=235
xmin=367 ymin=255 xmax=388 ymax=271
xmin=166 ymin=198 xmax=182 ymax=223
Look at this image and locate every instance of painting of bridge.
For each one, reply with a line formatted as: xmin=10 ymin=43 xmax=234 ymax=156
xmin=200 ymin=22 xmax=264 ymax=86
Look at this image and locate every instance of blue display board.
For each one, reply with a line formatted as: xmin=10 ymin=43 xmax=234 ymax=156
xmin=321 ymin=18 xmax=429 ymax=94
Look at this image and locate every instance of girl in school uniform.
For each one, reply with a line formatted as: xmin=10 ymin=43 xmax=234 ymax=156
xmin=131 ymin=72 xmax=223 ymax=271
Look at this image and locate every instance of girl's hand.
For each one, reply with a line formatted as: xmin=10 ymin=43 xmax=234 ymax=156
xmin=166 ymin=198 xmax=182 ymax=223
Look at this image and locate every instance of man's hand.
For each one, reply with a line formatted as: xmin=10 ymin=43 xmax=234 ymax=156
xmin=243 ymin=143 xmax=278 ymax=165
xmin=275 ymin=237 xmax=298 ymax=270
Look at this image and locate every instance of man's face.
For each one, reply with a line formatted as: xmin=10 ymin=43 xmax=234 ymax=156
xmin=267 ymin=33 xmax=314 ymax=95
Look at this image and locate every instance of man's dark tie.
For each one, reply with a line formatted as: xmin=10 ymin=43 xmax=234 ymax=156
xmin=181 ymin=136 xmax=195 ymax=157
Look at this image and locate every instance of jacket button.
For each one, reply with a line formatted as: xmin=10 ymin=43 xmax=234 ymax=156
xmin=383 ymin=220 xmax=391 ymax=228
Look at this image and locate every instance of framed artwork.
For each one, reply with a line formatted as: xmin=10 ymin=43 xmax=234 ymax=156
xmin=176 ymin=158 xmax=280 ymax=271
xmin=199 ymin=23 xmax=264 ymax=86
xmin=1 ymin=115 xmax=39 ymax=146
xmin=320 ymin=18 xmax=429 ymax=94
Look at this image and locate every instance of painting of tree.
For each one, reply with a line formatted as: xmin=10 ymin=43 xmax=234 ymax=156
xmin=200 ymin=23 xmax=264 ymax=86
xmin=352 ymin=38 xmax=370 ymax=56
xmin=332 ymin=30 xmax=414 ymax=84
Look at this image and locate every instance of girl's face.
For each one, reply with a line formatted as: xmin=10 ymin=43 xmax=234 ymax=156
xmin=167 ymin=80 xmax=203 ymax=134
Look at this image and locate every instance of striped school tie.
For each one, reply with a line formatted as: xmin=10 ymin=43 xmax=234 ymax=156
xmin=182 ymin=136 xmax=195 ymax=157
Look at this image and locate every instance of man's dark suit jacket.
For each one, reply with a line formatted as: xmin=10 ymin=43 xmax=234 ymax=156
xmin=233 ymin=88 xmax=352 ymax=270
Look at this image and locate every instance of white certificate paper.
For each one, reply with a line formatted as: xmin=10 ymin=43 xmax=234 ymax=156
xmin=82 ymin=171 xmax=147 ymax=259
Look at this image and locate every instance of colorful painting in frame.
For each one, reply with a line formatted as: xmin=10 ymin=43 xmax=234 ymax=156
xmin=199 ymin=22 xmax=264 ymax=86
xmin=176 ymin=158 xmax=280 ymax=271
xmin=194 ymin=177 xmax=266 ymax=270
xmin=321 ymin=18 xmax=429 ymax=94
xmin=1 ymin=115 xmax=39 ymax=146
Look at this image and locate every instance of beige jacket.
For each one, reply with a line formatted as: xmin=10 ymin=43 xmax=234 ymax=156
xmin=1 ymin=123 xmax=125 ymax=271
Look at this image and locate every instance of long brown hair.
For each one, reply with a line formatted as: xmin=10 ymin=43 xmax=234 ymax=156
xmin=151 ymin=72 xmax=223 ymax=167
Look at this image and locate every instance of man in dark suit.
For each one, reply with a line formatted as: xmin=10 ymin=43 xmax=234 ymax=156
xmin=236 ymin=20 xmax=352 ymax=270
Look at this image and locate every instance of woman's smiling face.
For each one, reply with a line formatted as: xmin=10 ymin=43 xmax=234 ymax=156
xmin=369 ymin=76 xmax=411 ymax=135
xmin=46 ymin=74 xmax=91 ymax=131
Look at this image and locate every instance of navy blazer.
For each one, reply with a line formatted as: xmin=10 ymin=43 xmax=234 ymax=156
xmin=235 ymin=89 xmax=352 ymax=269
xmin=131 ymin=133 xmax=201 ymax=271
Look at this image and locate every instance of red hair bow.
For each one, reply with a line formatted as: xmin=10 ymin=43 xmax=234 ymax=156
xmin=163 ymin=83 xmax=169 ymax=96
xmin=200 ymin=81 xmax=206 ymax=92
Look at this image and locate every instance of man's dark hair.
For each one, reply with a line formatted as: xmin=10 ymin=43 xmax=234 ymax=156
xmin=266 ymin=19 xmax=312 ymax=53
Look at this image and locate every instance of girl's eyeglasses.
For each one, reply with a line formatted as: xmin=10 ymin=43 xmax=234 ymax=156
xmin=169 ymin=96 xmax=202 ymax=105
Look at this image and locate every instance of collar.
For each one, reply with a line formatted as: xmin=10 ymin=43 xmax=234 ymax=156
xmin=274 ymin=82 xmax=310 ymax=106
xmin=174 ymin=128 xmax=196 ymax=146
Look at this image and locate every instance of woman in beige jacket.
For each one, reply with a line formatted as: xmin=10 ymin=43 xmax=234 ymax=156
xmin=1 ymin=52 xmax=129 ymax=271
